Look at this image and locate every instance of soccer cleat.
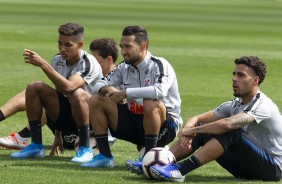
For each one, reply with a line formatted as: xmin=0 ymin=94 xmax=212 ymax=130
xmin=71 ymin=146 xmax=93 ymax=163
xmin=125 ymin=159 xmax=144 ymax=175
xmin=80 ymin=153 xmax=114 ymax=168
xmin=150 ymin=163 xmax=185 ymax=182
xmin=10 ymin=142 xmax=44 ymax=158
xmin=0 ymin=132 xmax=28 ymax=150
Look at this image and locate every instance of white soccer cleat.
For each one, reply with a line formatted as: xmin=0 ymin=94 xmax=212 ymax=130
xmin=71 ymin=146 xmax=93 ymax=163
xmin=0 ymin=132 xmax=29 ymax=150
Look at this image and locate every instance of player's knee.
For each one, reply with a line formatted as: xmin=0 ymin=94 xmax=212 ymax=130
xmin=88 ymin=94 xmax=104 ymax=109
xmin=68 ymin=88 xmax=89 ymax=104
xmin=143 ymin=99 xmax=164 ymax=114
xmin=26 ymin=81 xmax=46 ymax=94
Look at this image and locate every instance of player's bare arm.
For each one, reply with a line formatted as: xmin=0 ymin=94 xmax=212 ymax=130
xmin=98 ymin=85 xmax=119 ymax=95
xmin=23 ymin=49 xmax=85 ymax=94
xmin=180 ymin=112 xmax=255 ymax=136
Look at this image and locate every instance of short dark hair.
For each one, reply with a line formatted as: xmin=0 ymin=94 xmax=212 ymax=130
xmin=122 ymin=25 xmax=149 ymax=49
xmin=89 ymin=38 xmax=119 ymax=63
xmin=58 ymin=23 xmax=84 ymax=41
xmin=234 ymin=56 xmax=267 ymax=85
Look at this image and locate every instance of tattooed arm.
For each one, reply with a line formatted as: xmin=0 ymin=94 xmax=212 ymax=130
xmin=180 ymin=112 xmax=255 ymax=136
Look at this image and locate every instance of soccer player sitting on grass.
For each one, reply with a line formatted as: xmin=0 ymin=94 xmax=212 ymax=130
xmin=150 ymin=56 xmax=282 ymax=182
xmin=10 ymin=23 xmax=103 ymax=163
xmin=80 ymin=25 xmax=183 ymax=172
xmin=0 ymin=37 xmax=119 ymax=154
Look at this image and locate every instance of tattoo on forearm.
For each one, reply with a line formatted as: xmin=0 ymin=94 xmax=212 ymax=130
xmin=225 ymin=113 xmax=254 ymax=128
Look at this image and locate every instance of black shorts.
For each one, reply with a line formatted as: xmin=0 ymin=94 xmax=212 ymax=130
xmin=109 ymin=103 xmax=177 ymax=147
xmin=46 ymin=92 xmax=78 ymax=149
xmin=191 ymin=127 xmax=282 ymax=181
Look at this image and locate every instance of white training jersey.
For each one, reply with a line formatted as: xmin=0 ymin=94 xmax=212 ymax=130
xmin=51 ymin=50 xmax=103 ymax=95
xmin=93 ymin=51 xmax=183 ymax=132
xmin=213 ymin=91 xmax=282 ymax=170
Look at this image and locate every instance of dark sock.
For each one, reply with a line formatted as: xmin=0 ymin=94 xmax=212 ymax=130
xmin=0 ymin=110 xmax=5 ymax=121
xmin=95 ymin=134 xmax=112 ymax=157
xmin=18 ymin=127 xmax=31 ymax=138
xmin=77 ymin=125 xmax=90 ymax=148
xmin=144 ymin=134 xmax=158 ymax=155
xmin=178 ymin=155 xmax=201 ymax=175
xmin=29 ymin=120 xmax=42 ymax=144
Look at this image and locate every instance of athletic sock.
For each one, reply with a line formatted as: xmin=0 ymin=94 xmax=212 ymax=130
xmin=0 ymin=110 xmax=5 ymax=121
xmin=144 ymin=134 xmax=158 ymax=155
xmin=178 ymin=155 xmax=202 ymax=175
xmin=18 ymin=127 xmax=31 ymax=138
xmin=29 ymin=120 xmax=42 ymax=144
xmin=77 ymin=125 xmax=90 ymax=148
xmin=95 ymin=134 xmax=112 ymax=157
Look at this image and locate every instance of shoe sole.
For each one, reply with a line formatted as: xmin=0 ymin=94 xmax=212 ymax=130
xmin=125 ymin=162 xmax=143 ymax=175
xmin=150 ymin=168 xmax=185 ymax=182
xmin=80 ymin=160 xmax=115 ymax=168
xmin=11 ymin=149 xmax=45 ymax=159
xmin=0 ymin=144 xmax=25 ymax=150
xmin=150 ymin=168 xmax=170 ymax=181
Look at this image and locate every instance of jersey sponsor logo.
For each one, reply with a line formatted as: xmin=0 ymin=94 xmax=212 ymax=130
xmin=64 ymin=134 xmax=78 ymax=143
xmin=144 ymin=78 xmax=151 ymax=86
xmin=129 ymin=101 xmax=144 ymax=114
xmin=56 ymin=61 xmax=64 ymax=68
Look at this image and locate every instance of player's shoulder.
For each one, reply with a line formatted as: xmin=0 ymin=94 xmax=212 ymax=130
xmin=80 ymin=50 xmax=99 ymax=65
xmin=50 ymin=53 xmax=63 ymax=64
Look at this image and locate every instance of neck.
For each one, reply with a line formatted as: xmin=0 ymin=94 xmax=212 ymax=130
xmin=66 ymin=50 xmax=81 ymax=66
xmin=103 ymin=65 xmax=115 ymax=77
xmin=242 ymin=88 xmax=259 ymax=104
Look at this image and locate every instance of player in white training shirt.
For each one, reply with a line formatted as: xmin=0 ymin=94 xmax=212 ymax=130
xmin=80 ymin=26 xmax=183 ymax=172
xmin=10 ymin=23 xmax=102 ymax=163
xmin=151 ymin=56 xmax=282 ymax=182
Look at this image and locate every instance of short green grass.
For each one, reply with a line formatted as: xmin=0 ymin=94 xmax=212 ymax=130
xmin=0 ymin=0 xmax=282 ymax=183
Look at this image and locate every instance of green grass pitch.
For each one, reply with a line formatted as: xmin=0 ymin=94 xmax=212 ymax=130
xmin=0 ymin=0 xmax=282 ymax=183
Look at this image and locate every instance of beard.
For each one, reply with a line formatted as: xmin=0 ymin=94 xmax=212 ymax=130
xmin=124 ymin=55 xmax=140 ymax=65
xmin=233 ymin=91 xmax=242 ymax=97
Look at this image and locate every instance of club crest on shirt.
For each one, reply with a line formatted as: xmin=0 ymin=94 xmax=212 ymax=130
xmin=144 ymin=78 xmax=151 ymax=86
xmin=56 ymin=61 xmax=64 ymax=69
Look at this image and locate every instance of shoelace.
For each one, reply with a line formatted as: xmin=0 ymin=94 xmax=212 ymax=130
xmin=76 ymin=148 xmax=88 ymax=157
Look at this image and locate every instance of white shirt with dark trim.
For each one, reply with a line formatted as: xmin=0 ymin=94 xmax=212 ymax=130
xmin=93 ymin=51 xmax=183 ymax=132
xmin=213 ymin=91 xmax=282 ymax=170
xmin=51 ymin=50 xmax=103 ymax=95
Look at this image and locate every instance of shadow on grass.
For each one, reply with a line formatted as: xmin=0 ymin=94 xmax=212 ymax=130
xmin=124 ymin=174 xmax=252 ymax=183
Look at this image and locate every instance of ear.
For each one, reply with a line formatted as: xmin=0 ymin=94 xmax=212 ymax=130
xmin=140 ymin=43 xmax=146 ymax=52
xmin=106 ymin=55 xmax=113 ymax=64
xmin=78 ymin=41 xmax=84 ymax=49
xmin=254 ymin=76 xmax=260 ymax=85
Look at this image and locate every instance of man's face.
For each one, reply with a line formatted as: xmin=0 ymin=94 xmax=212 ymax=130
xmin=58 ymin=34 xmax=82 ymax=61
xmin=232 ymin=64 xmax=258 ymax=97
xmin=91 ymin=50 xmax=107 ymax=73
xmin=119 ymin=35 xmax=143 ymax=65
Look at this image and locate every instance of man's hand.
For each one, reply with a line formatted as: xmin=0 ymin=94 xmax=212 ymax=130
xmin=23 ymin=49 xmax=46 ymax=67
xmin=49 ymin=130 xmax=64 ymax=156
xmin=109 ymin=89 xmax=126 ymax=104
xmin=178 ymin=126 xmax=196 ymax=149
